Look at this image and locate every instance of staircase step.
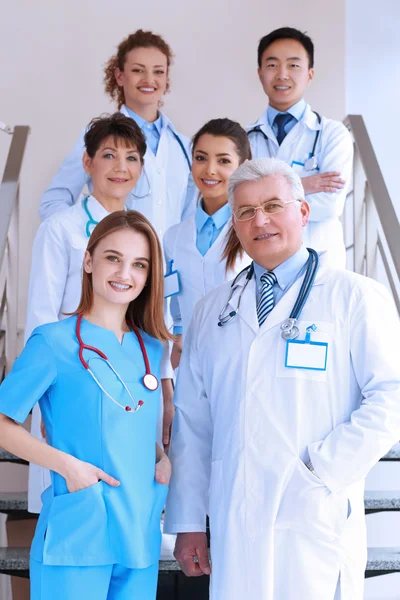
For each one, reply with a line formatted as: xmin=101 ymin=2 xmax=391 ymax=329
xmin=2 ymin=490 xmax=400 ymax=516
xmin=0 ymin=547 xmax=399 ymax=579
xmin=0 ymin=492 xmax=29 ymax=514
xmin=382 ymin=443 xmax=400 ymax=460
xmin=0 ymin=449 xmax=28 ymax=465
xmin=364 ymin=490 xmax=400 ymax=512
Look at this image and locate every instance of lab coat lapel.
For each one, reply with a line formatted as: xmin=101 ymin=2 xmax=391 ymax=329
xmin=228 ymin=275 xmax=258 ymax=334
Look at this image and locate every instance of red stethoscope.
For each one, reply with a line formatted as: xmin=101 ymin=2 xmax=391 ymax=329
xmin=76 ymin=314 xmax=159 ymax=412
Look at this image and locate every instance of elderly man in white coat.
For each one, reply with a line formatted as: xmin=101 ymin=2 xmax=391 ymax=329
xmin=164 ymin=157 xmax=400 ymax=600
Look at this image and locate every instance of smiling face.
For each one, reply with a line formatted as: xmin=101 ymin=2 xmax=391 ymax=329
xmin=232 ymin=174 xmax=310 ymax=270
xmin=192 ymin=134 xmax=242 ymax=208
xmin=115 ymin=46 xmax=168 ymax=112
xmin=83 ymin=228 xmax=150 ymax=310
xmin=83 ymin=136 xmax=142 ymax=205
xmin=258 ymin=39 xmax=314 ymax=112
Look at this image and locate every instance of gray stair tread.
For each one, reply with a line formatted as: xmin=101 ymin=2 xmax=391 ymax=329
xmin=383 ymin=443 xmax=400 ymax=460
xmin=0 ymin=547 xmax=399 ymax=573
xmin=0 ymin=449 xmax=27 ymax=464
xmin=1 ymin=490 xmax=399 ymax=515
xmin=0 ymin=492 xmax=28 ymax=511
xmin=364 ymin=490 xmax=400 ymax=510
xmin=0 ymin=547 xmax=29 ymax=570
xmin=367 ymin=547 xmax=400 ymax=570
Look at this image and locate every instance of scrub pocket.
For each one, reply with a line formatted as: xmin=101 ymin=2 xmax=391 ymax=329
xmin=275 ymin=458 xmax=349 ymax=543
xmin=40 ymin=481 xmax=112 ymax=566
xmin=208 ymin=460 xmax=224 ymax=539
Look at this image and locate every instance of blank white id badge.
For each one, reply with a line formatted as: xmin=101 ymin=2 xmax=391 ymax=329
xmin=164 ymin=260 xmax=180 ymax=298
xmin=285 ymin=325 xmax=328 ymax=371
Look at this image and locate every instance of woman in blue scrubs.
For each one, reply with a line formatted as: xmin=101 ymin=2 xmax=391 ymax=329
xmin=0 ymin=211 xmax=172 ymax=599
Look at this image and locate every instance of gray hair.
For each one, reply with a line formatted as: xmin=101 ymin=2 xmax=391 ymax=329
xmin=228 ymin=157 xmax=305 ymax=210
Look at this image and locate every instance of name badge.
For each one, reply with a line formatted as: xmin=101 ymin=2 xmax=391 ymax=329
xmin=164 ymin=260 xmax=180 ymax=298
xmin=285 ymin=324 xmax=328 ymax=371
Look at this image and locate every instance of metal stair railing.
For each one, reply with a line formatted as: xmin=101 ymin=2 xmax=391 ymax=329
xmin=342 ymin=115 xmax=400 ymax=313
xmin=0 ymin=122 xmax=29 ymax=379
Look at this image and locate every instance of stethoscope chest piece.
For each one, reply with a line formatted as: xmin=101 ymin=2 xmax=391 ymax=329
xmin=304 ymin=156 xmax=318 ymax=171
xmin=280 ymin=319 xmax=300 ymax=340
xmin=143 ymin=373 xmax=159 ymax=391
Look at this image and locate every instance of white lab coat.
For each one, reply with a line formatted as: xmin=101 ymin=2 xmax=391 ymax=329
xmin=163 ymin=217 xmax=250 ymax=339
xmin=164 ymin=256 xmax=400 ymax=600
xmin=39 ymin=106 xmax=196 ymax=239
xmin=247 ymin=105 xmax=353 ymax=269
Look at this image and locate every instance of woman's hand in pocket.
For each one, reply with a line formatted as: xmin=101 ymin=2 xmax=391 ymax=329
xmin=155 ymin=447 xmax=172 ymax=485
xmin=62 ymin=455 xmax=120 ymax=493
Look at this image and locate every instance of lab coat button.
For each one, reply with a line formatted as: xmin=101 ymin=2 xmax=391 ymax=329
xmin=157 ymin=199 xmax=162 ymax=205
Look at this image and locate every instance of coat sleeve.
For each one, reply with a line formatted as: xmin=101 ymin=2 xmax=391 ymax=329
xmin=181 ymin=172 xmax=198 ymax=221
xmin=308 ymin=281 xmax=400 ymax=492
xmin=163 ymin=227 xmax=182 ymax=332
xmin=39 ymin=128 xmax=90 ymax=221
xmin=305 ymin=121 xmax=353 ymax=222
xmin=163 ymin=309 xmax=212 ymax=533
xmin=0 ymin=331 xmax=57 ymax=424
xmin=24 ymin=218 xmax=69 ymax=342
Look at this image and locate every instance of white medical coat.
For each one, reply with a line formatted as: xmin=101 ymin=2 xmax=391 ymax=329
xmin=163 ymin=217 xmax=250 ymax=339
xmin=39 ymin=106 xmax=196 ymax=239
xmin=164 ymin=257 xmax=400 ymax=600
xmin=247 ymin=105 xmax=353 ymax=269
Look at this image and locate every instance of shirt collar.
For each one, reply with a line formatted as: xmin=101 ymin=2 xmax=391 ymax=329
xmin=267 ymin=98 xmax=307 ymax=128
xmin=195 ymin=201 xmax=231 ymax=232
xmin=84 ymin=195 xmax=111 ymax=223
xmin=254 ymin=244 xmax=309 ymax=291
xmin=123 ymin=106 xmax=163 ymax=135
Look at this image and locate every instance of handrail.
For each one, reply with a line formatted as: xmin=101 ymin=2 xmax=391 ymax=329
xmin=343 ymin=115 xmax=400 ymax=312
xmin=0 ymin=123 xmax=30 ymax=375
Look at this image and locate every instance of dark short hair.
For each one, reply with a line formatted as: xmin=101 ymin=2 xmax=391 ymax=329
xmin=84 ymin=113 xmax=147 ymax=163
xmin=192 ymin=118 xmax=252 ymax=164
xmin=257 ymin=27 xmax=314 ymax=68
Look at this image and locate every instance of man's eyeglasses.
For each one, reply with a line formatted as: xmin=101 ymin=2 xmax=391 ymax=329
xmin=234 ymin=199 xmax=302 ymax=222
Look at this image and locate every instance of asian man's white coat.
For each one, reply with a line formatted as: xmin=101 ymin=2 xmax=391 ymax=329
xmin=247 ymin=105 xmax=353 ymax=269
xmin=164 ymin=257 xmax=400 ymax=600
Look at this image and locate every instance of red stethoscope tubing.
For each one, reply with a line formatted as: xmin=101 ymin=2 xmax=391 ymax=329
xmin=76 ymin=313 xmax=159 ymax=394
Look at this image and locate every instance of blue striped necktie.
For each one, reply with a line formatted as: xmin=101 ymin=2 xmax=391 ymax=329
xmin=257 ymin=271 xmax=277 ymax=326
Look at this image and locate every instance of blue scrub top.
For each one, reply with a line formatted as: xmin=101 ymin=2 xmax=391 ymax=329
xmin=0 ymin=316 xmax=167 ymax=568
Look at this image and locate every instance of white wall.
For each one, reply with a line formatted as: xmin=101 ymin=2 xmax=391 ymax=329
xmin=346 ymin=0 xmax=400 ymax=214
xmin=0 ymin=0 xmax=346 ymax=328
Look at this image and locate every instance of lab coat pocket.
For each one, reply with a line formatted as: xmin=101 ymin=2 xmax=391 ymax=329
xmin=42 ymin=481 xmax=111 ymax=566
xmin=275 ymin=458 xmax=348 ymax=543
xmin=275 ymin=320 xmax=333 ymax=383
xmin=208 ymin=460 xmax=224 ymax=539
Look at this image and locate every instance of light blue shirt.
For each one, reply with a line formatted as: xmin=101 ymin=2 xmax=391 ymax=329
xmin=195 ymin=201 xmax=231 ymax=257
xmin=124 ymin=107 xmax=163 ymax=155
xmin=254 ymin=244 xmax=309 ymax=305
xmin=173 ymin=201 xmax=231 ymax=336
xmin=267 ymin=98 xmax=307 ymax=139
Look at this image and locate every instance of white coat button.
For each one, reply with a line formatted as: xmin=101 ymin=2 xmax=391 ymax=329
xmin=157 ymin=199 xmax=162 ymax=205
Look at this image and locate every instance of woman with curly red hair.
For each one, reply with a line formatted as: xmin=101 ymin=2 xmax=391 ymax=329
xmin=39 ymin=30 xmax=196 ymax=239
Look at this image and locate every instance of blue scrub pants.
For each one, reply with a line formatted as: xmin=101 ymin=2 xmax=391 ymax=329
xmin=30 ymin=558 xmax=158 ymax=600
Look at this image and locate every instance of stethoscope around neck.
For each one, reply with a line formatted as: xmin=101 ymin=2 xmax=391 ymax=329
xmin=217 ymin=248 xmax=319 ymax=340
xmin=247 ymin=111 xmax=322 ymax=172
xmin=76 ymin=314 xmax=159 ymax=412
xmin=130 ymin=131 xmax=192 ymax=200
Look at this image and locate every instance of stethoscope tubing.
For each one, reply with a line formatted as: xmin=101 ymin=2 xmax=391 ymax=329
xmin=247 ymin=111 xmax=322 ymax=168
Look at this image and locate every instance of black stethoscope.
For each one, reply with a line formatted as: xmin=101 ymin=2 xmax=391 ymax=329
xmin=247 ymin=112 xmax=322 ymax=172
xmin=132 ymin=131 xmax=191 ymax=199
xmin=217 ymin=248 xmax=319 ymax=339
